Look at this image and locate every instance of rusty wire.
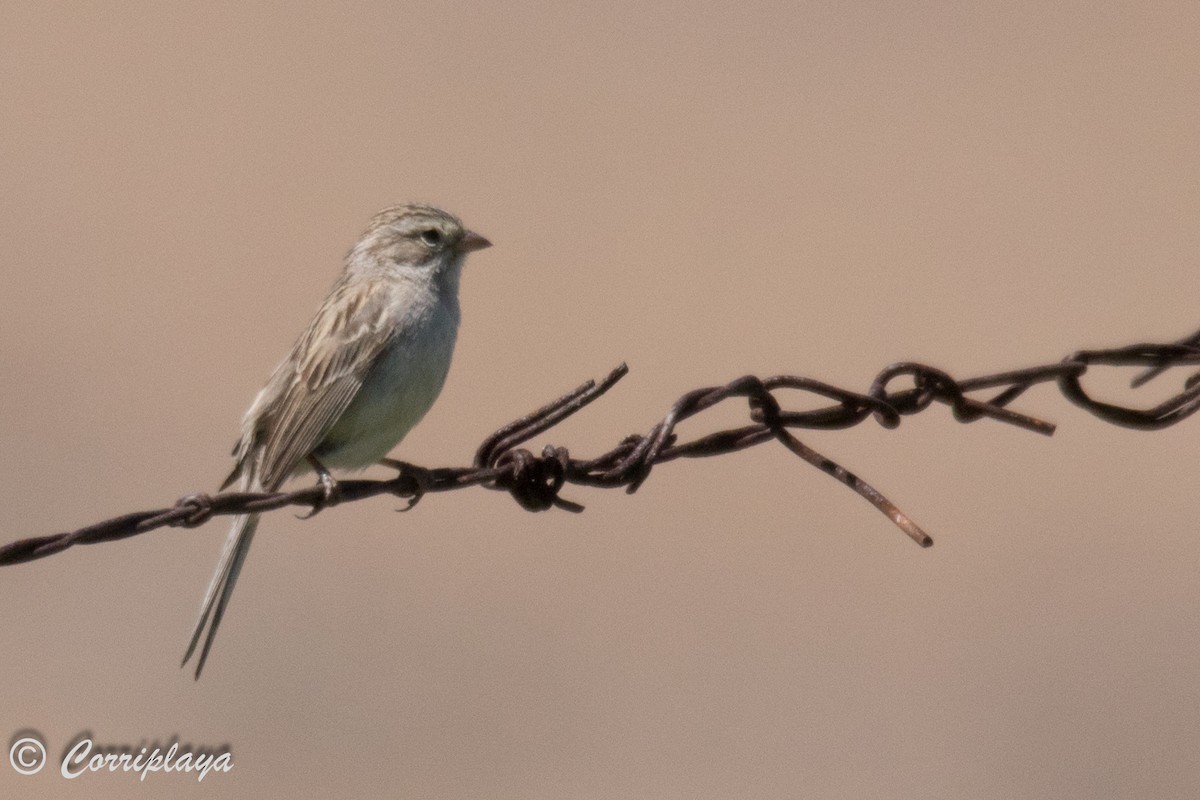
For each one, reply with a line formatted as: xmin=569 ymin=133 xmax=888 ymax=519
xmin=3 ymin=328 xmax=1200 ymax=567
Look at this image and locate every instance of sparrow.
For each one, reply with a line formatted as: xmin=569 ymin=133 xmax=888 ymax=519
xmin=182 ymin=204 xmax=490 ymax=678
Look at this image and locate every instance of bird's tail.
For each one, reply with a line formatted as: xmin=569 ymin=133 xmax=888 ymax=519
xmin=182 ymin=473 xmax=261 ymax=680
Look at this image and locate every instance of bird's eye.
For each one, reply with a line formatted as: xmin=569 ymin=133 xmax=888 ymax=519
xmin=419 ymin=229 xmax=442 ymax=246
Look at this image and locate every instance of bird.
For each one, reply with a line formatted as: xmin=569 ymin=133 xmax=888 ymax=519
xmin=182 ymin=204 xmax=491 ymax=679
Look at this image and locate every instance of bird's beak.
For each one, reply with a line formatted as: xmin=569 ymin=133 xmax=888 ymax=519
xmin=458 ymin=230 xmax=492 ymax=253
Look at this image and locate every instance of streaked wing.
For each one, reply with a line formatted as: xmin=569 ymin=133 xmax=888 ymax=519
xmin=255 ymin=277 xmax=392 ymax=489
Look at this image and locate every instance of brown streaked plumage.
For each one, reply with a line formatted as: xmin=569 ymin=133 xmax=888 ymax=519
xmin=183 ymin=204 xmax=490 ymax=678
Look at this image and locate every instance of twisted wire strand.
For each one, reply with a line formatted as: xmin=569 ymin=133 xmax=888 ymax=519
xmin=3 ymin=328 xmax=1199 ymax=566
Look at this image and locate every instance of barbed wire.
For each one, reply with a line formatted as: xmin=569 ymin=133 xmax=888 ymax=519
xmin=4 ymin=327 xmax=1200 ymax=567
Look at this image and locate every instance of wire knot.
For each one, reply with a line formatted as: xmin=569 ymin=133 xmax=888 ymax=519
xmin=173 ymin=494 xmax=215 ymax=528
xmin=494 ymin=446 xmax=583 ymax=513
xmin=745 ymin=379 xmax=783 ymax=429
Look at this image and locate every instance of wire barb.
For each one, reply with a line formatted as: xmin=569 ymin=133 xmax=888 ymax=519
xmin=3 ymin=329 xmax=1199 ymax=567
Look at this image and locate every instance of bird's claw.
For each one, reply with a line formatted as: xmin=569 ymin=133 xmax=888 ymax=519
xmin=296 ymin=456 xmax=342 ymax=519
xmin=379 ymin=458 xmax=432 ymax=512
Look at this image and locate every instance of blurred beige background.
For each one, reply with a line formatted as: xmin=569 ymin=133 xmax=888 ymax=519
xmin=2 ymin=1 xmax=1199 ymax=798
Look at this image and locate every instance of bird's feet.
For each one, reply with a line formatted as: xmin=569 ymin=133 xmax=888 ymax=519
xmin=297 ymin=455 xmax=342 ymax=519
xmin=379 ymin=458 xmax=433 ymax=511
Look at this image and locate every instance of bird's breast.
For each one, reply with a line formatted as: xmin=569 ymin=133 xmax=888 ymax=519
xmin=314 ymin=290 xmax=460 ymax=469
